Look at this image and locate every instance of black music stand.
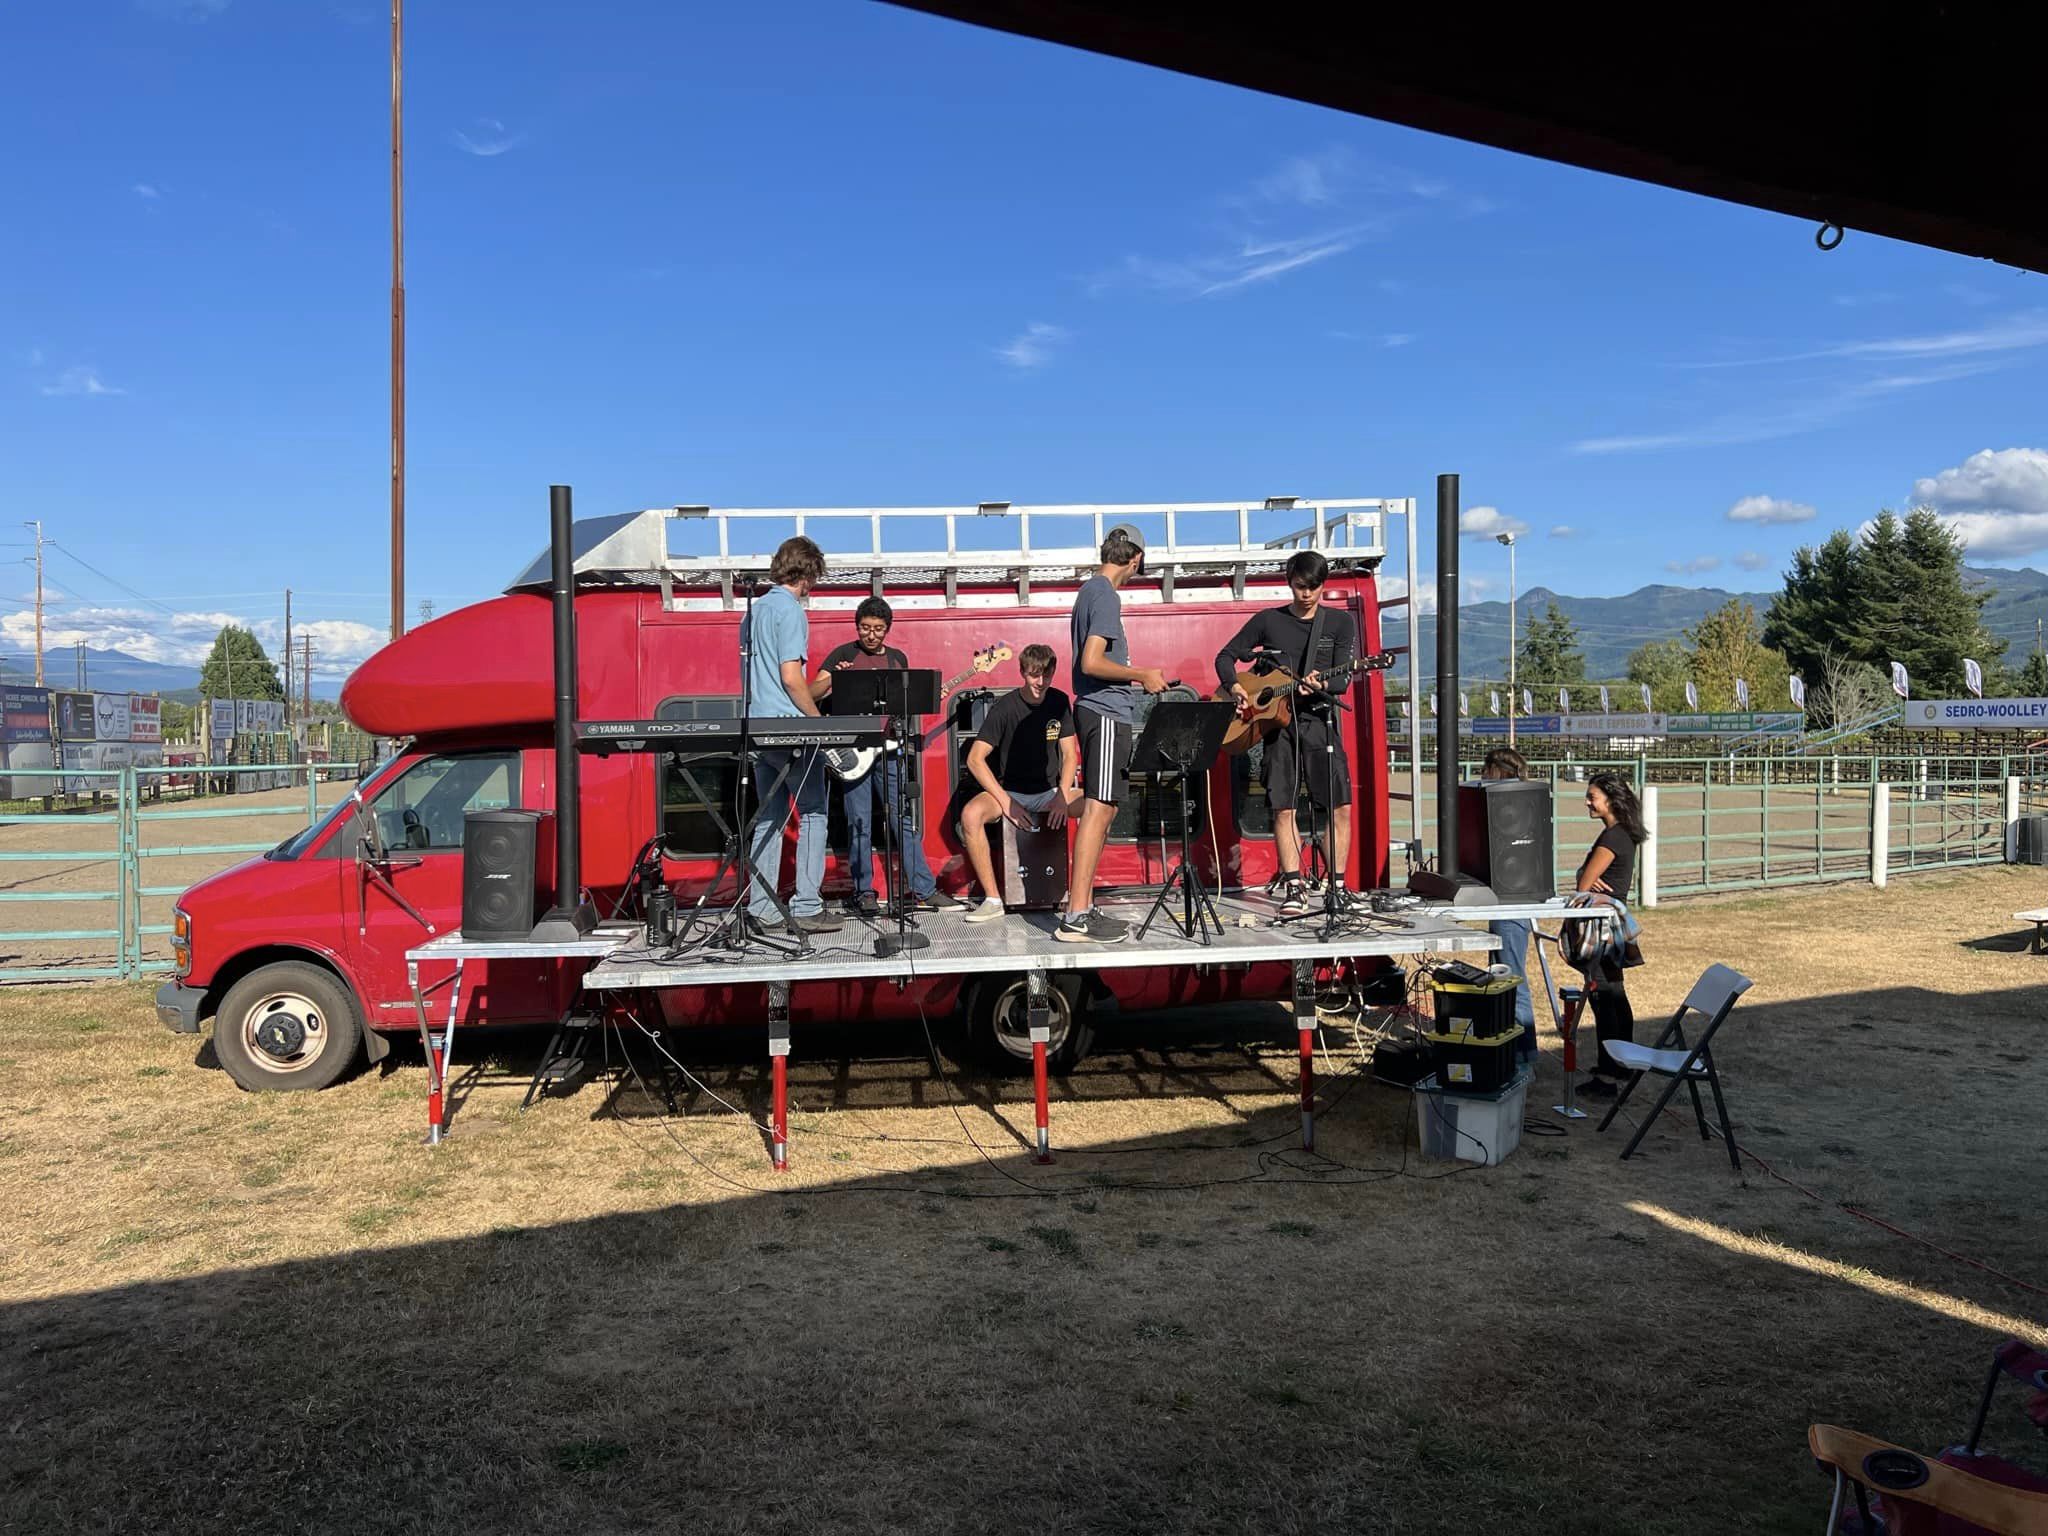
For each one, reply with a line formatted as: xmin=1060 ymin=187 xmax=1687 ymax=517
xmin=1132 ymin=700 xmax=1234 ymax=945
xmin=830 ymin=668 xmax=941 ymax=958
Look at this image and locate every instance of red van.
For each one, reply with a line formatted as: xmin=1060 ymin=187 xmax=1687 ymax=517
xmin=155 ymin=501 xmax=1414 ymax=1091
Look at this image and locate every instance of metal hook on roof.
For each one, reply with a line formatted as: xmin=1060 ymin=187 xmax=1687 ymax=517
xmin=1815 ymin=221 xmax=1845 ymax=252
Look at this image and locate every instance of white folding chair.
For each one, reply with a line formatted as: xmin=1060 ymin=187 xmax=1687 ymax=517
xmin=1596 ymin=962 xmax=1753 ymax=1169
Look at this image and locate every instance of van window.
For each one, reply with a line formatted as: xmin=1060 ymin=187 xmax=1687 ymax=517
xmin=368 ymin=751 xmax=521 ymax=852
xmin=655 ymin=696 xmax=746 ymax=857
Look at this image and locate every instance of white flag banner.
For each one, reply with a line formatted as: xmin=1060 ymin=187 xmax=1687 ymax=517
xmin=1735 ymin=678 xmax=1750 ymax=709
xmin=1490 ymin=689 xmax=1501 ymax=714
xmin=1558 ymin=687 xmax=1571 ymax=712
xmin=1522 ymin=688 xmax=1533 ymax=713
xmin=1965 ymin=658 xmax=1983 ymax=698
xmin=1599 ymin=686 xmax=1611 ymax=711
xmin=1429 ymin=692 xmax=1438 ymax=716
xmin=1684 ymin=680 xmax=1699 ymax=710
xmin=1458 ymin=691 xmax=1469 ymax=716
xmin=1399 ymin=700 xmax=1411 ymax=718
xmin=1790 ymin=675 xmax=1807 ymax=709
xmin=1890 ymin=661 xmax=1909 ymax=699
xmin=1640 ymin=682 xmax=1652 ymax=710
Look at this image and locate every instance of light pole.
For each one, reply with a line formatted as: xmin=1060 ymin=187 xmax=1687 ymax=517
xmin=1497 ymin=531 xmax=1517 ymax=746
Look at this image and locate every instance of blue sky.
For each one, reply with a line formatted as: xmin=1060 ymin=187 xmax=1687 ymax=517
xmin=5 ymin=0 xmax=2046 ymax=679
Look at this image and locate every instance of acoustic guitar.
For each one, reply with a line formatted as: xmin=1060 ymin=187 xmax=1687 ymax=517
xmin=1215 ymin=650 xmax=1397 ymax=755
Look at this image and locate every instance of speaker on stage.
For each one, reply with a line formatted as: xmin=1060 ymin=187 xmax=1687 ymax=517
xmin=463 ymin=810 xmax=543 ymax=939
xmin=1456 ymin=780 xmax=1553 ymax=902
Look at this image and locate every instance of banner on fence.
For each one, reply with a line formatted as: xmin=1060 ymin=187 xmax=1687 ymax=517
xmin=93 ymin=693 xmax=131 ymax=743
xmin=53 ymin=691 xmax=96 ymax=741
xmin=129 ymin=695 xmax=161 ymax=742
xmin=1664 ymin=711 xmax=1804 ymax=736
xmin=1397 ymin=709 xmax=1803 ymax=739
xmin=1900 ymin=698 xmax=2048 ymax=729
xmin=0 ymin=686 xmax=51 ymax=746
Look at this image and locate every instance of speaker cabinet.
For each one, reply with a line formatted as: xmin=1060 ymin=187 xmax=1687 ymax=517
xmin=463 ymin=810 xmax=542 ymax=939
xmin=1456 ymin=780 xmax=1554 ymax=902
xmin=2017 ymin=814 xmax=2048 ymax=866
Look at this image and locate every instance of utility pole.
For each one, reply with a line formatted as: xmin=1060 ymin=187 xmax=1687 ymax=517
xmin=419 ymin=597 xmax=435 ymax=623
xmin=76 ymin=640 xmax=86 ymax=691
xmin=283 ymin=588 xmax=293 ymax=731
xmin=390 ymin=0 xmax=407 ymax=643
xmin=302 ymin=635 xmax=313 ymax=722
xmin=23 ymin=521 xmax=43 ymax=687
xmin=1497 ymin=531 xmax=1518 ymax=747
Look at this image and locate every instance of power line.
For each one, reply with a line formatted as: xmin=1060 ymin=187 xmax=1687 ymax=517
xmin=44 ymin=542 xmax=177 ymax=616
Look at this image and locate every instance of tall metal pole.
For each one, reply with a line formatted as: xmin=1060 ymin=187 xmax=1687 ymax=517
xmin=389 ymin=0 xmax=406 ymax=643
xmin=1503 ymin=534 xmax=1518 ymax=746
xmin=25 ymin=520 xmax=43 ymax=687
xmin=1434 ymin=474 xmax=1460 ymax=883
xmin=283 ymin=588 xmax=293 ymax=732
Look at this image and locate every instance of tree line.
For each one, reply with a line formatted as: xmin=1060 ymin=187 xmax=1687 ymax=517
xmin=1500 ymin=508 xmax=2029 ymax=726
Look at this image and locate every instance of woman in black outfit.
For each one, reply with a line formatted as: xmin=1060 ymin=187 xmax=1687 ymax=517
xmin=1574 ymin=771 xmax=1648 ymax=1100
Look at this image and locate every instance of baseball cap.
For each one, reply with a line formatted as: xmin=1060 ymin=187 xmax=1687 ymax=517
xmin=1106 ymin=521 xmax=1147 ymax=569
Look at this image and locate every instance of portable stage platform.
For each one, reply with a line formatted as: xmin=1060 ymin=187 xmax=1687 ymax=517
xmin=405 ymin=889 xmax=1507 ymax=1164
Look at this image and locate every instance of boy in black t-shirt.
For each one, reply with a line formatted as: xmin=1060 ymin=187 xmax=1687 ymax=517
xmin=958 ymin=643 xmax=1080 ymax=924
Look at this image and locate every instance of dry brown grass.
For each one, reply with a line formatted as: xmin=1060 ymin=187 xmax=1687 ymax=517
xmin=3 ymin=868 xmax=2045 ymax=1533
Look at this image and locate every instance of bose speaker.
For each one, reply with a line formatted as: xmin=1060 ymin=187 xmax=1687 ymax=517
xmin=1456 ymin=780 xmax=1554 ymax=902
xmin=462 ymin=810 xmax=542 ymax=939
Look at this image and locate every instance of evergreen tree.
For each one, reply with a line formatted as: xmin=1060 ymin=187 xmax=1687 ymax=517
xmin=1517 ymin=600 xmax=1585 ymax=683
xmin=2015 ymin=652 xmax=2048 ymax=697
xmin=199 ymin=626 xmax=284 ymax=702
xmin=1625 ymin=638 xmax=1691 ymax=711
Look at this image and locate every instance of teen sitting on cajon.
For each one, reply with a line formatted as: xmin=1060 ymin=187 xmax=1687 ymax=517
xmin=957 ymin=644 xmax=1082 ymax=924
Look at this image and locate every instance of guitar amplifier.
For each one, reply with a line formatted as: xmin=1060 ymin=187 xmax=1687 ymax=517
xmin=1000 ymin=817 xmax=1068 ymax=910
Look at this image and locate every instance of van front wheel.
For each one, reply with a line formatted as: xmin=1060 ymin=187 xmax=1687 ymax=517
xmin=212 ymin=962 xmax=363 ymax=1092
xmin=964 ymin=973 xmax=1092 ymax=1076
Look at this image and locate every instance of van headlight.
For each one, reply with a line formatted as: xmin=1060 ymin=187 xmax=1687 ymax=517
xmin=172 ymin=908 xmax=192 ymax=977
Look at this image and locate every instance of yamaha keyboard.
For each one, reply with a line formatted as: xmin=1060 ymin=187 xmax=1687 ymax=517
xmin=576 ymin=716 xmax=889 ymax=754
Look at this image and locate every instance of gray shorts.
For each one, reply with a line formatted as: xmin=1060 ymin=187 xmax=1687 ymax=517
xmin=1007 ymin=787 xmax=1060 ymax=819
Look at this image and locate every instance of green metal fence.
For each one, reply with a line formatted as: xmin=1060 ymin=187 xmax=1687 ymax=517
xmin=0 ymin=764 xmax=348 ymax=983
xmin=1394 ymin=752 xmax=2020 ymax=900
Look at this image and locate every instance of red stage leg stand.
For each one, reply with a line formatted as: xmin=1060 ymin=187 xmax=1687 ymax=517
xmin=1027 ymin=972 xmax=1053 ymax=1163
xmin=768 ymin=982 xmax=790 ymax=1171
xmin=1293 ymin=961 xmax=1316 ymax=1151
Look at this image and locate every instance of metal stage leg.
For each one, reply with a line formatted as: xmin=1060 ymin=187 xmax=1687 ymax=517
xmin=1293 ymin=959 xmax=1316 ymax=1151
xmin=1553 ymin=983 xmax=1589 ymax=1120
xmin=768 ymin=982 xmax=790 ymax=1171
xmin=1027 ymin=970 xmax=1053 ymax=1164
xmin=410 ymin=957 xmax=463 ymax=1147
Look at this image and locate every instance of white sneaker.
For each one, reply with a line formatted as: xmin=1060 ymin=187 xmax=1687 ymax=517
xmin=964 ymin=898 xmax=1006 ymax=924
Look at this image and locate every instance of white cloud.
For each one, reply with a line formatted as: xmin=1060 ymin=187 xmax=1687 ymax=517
xmin=1548 ymin=525 xmax=1575 ymax=539
xmin=39 ymin=366 xmax=124 ymax=398
xmin=1665 ymin=556 xmax=1723 ymax=576
xmin=1251 ymin=150 xmax=1347 ymax=208
xmin=1727 ymin=494 xmax=1816 ymax=525
xmin=1458 ymin=506 xmax=1529 ymax=540
xmin=1571 ymin=364 xmax=1994 ymax=455
xmin=0 ymin=604 xmax=382 ymax=675
xmin=1734 ymin=551 xmax=1771 ymax=572
xmin=453 ymin=118 xmax=526 ymax=157
xmin=1689 ymin=310 xmax=2048 ymax=370
xmin=995 ymin=322 xmax=1070 ymax=370
xmin=1381 ymin=332 xmax=1414 ymax=348
xmin=133 ymin=183 xmax=160 ymax=200
xmin=1376 ymin=571 xmax=1494 ymax=616
xmin=1910 ymin=447 xmax=2048 ymax=559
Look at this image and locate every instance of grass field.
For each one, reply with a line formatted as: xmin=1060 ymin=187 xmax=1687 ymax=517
xmin=3 ymin=867 xmax=2045 ymax=1532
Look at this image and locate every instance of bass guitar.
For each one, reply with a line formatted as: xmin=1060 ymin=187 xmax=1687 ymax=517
xmin=824 ymin=642 xmax=1013 ymax=780
xmin=1215 ymin=649 xmax=1397 ymax=755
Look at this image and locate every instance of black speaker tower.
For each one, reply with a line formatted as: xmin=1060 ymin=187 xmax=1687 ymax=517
xmin=1410 ymin=473 xmax=1495 ymax=905
xmin=531 ymin=483 xmax=598 ymax=940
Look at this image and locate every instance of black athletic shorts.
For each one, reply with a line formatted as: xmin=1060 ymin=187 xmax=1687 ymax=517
xmin=1264 ymin=712 xmax=1352 ymax=813
xmin=1076 ymin=706 xmax=1134 ymax=804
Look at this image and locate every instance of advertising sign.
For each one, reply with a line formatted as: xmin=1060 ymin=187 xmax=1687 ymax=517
xmin=129 ymin=695 xmax=161 ymax=742
xmin=60 ymin=742 xmax=95 ymax=794
xmin=0 ymin=685 xmax=51 ymax=746
xmin=1664 ymin=712 xmax=1803 ymax=736
xmin=93 ymin=692 xmax=132 ymax=743
xmin=1901 ymin=698 xmax=2048 ymax=729
xmin=210 ymin=700 xmax=235 ymax=739
xmin=0 ymin=738 xmax=55 ymax=799
xmin=53 ymin=690 xmax=96 ymax=741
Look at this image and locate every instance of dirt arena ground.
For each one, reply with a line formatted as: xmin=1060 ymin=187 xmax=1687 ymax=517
xmin=2 ymin=866 xmax=2043 ymax=1533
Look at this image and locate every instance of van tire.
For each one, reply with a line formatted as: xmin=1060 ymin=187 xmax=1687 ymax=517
xmin=212 ymin=962 xmax=364 ymax=1093
xmin=964 ymin=973 xmax=1092 ymax=1076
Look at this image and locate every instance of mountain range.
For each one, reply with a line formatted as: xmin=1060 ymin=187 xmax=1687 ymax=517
xmin=0 ymin=648 xmax=344 ymax=702
xmin=1410 ymin=564 xmax=2048 ymax=680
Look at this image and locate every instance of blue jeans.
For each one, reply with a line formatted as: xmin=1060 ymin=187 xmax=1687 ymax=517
xmin=747 ymin=747 xmax=829 ymax=920
xmin=842 ymin=759 xmax=935 ymax=900
xmin=1488 ymin=918 xmax=1538 ymax=1060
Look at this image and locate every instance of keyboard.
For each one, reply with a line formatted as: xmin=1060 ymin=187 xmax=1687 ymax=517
xmin=576 ymin=716 xmax=889 ymax=754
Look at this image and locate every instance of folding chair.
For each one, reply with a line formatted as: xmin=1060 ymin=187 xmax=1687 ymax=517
xmin=1596 ymin=962 xmax=1753 ymax=1168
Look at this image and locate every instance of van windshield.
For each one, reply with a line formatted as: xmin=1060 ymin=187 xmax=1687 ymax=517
xmin=269 ymin=757 xmax=397 ymax=860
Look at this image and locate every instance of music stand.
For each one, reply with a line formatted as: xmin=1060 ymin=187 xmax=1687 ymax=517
xmin=827 ymin=668 xmax=941 ymax=958
xmin=1131 ymin=700 xmax=1235 ymax=944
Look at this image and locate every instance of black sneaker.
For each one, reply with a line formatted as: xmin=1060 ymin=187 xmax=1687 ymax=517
xmin=795 ymin=911 xmax=844 ymax=934
xmin=1277 ymin=878 xmax=1310 ymax=915
xmin=742 ymin=913 xmax=798 ymax=945
xmin=1263 ymin=872 xmax=1294 ymax=902
xmin=849 ymin=891 xmax=879 ymax=918
xmin=1056 ymin=909 xmax=1129 ymax=944
xmin=914 ymin=890 xmax=968 ymax=913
